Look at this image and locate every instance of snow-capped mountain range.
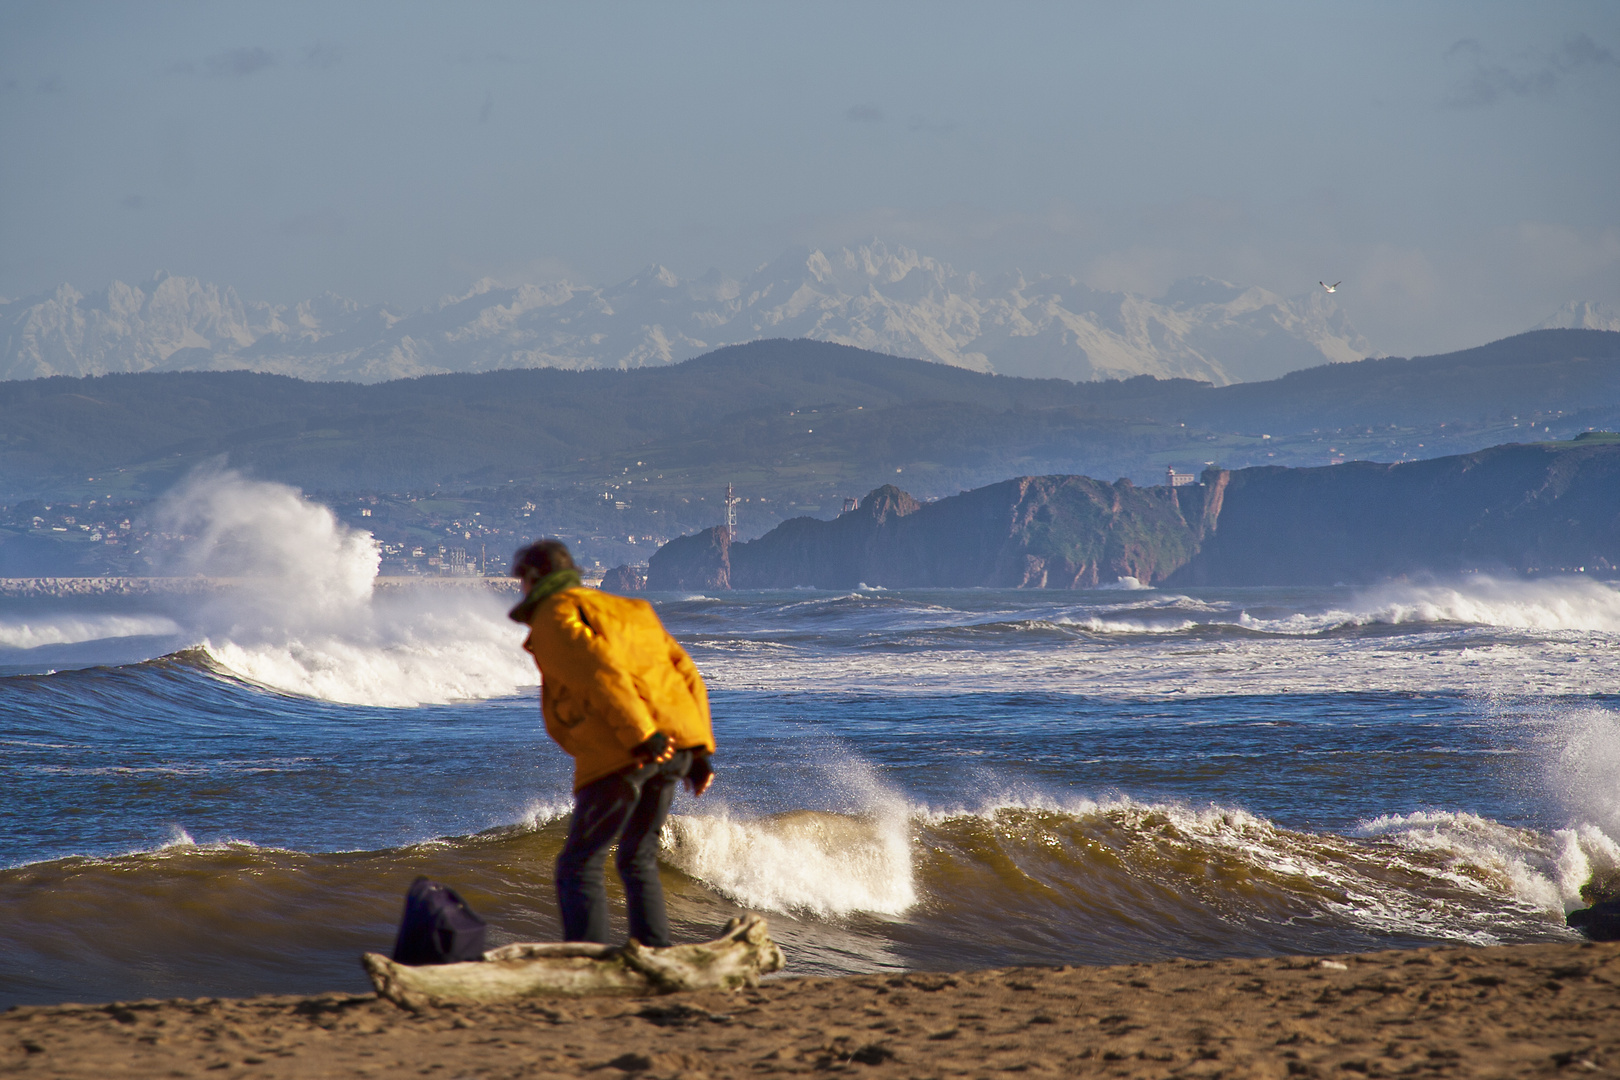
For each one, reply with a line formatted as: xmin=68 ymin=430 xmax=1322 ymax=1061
xmin=1535 ymin=301 xmax=1620 ymax=333
xmin=1 ymin=242 xmax=1379 ymax=385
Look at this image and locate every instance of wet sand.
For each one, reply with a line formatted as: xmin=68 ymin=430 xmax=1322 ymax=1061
xmin=4 ymin=939 xmax=1617 ymax=1078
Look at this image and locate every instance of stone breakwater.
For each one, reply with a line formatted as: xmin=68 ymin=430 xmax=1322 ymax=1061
xmin=0 ymin=577 xmax=220 ymax=598
xmin=0 ymin=577 xmax=525 ymax=598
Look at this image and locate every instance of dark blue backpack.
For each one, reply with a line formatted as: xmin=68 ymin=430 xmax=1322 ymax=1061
xmin=392 ymin=876 xmax=488 ymax=965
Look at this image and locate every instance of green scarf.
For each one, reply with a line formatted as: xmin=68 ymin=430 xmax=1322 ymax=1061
xmin=507 ymin=568 xmax=584 ymax=624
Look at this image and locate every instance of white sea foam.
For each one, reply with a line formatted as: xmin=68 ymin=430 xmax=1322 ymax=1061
xmin=1097 ymin=576 xmax=1150 ymax=591
xmin=513 ymin=800 xmax=575 ymax=830
xmin=692 ymin=631 xmax=1616 ymax=699
xmin=1349 ymin=576 xmax=1620 ymax=632
xmin=0 ymin=614 xmax=181 ymax=649
xmin=663 ymin=758 xmax=915 ymax=916
xmin=948 ymin=798 xmax=1585 ymax=942
xmin=132 ymin=825 xmax=261 ymax=856
xmin=660 ymin=776 xmax=1594 ymax=942
xmin=151 ymin=469 xmax=536 ymax=707
xmin=202 ymin=612 xmax=534 ymax=707
xmin=1051 ymin=616 xmax=1200 ymax=634
xmin=1351 ymin=810 xmax=1576 ymax=913
xmin=1551 ymin=825 xmax=1620 ymax=906
xmin=664 ymin=808 xmax=915 ymax=916
xmin=690 ymin=576 xmax=1620 ymax=698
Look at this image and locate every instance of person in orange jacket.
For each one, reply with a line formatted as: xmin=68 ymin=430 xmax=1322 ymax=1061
xmin=509 ymin=539 xmax=715 ymax=947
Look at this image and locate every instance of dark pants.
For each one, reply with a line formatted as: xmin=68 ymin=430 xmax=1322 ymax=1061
xmin=555 ymin=749 xmax=692 ymax=947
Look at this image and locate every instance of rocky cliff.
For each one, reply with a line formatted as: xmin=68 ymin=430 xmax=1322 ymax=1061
xmin=647 ymin=475 xmax=1224 ymax=590
xmin=644 ymin=438 xmax=1618 ymax=589
xmin=646 ymin=527 xmax=732 ymax=591
xmin=1167 ymin=435 xmax=1620 ymax=585
xmin=599 ymin=564 xmax=647 ymax=593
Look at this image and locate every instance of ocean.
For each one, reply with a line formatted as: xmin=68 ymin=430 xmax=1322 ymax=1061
xmin=2 ymin=473 xmax=1617 ymax=1009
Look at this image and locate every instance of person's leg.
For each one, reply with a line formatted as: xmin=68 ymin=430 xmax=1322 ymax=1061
xmin=556 ymin=772 xmax=640 ymax=943
xmin=615 ymin=750 xmax=691 ymax=948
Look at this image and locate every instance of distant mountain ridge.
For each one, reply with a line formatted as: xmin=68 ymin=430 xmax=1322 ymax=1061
xmin=2 ymin=331 xmax=1616 ymax=503
xmin=1 ymin=242 xmax=1373 ymax=385
xmin=1537 ymin=301 xmax=1620 ymax=333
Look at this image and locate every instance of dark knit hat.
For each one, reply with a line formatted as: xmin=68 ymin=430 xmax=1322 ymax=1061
xmin=511 ymin=539 xmax=575 ymax=578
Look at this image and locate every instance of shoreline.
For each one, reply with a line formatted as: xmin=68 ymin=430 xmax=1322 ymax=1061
xmin=5 ymin=939 xmax=1616 ymax=1078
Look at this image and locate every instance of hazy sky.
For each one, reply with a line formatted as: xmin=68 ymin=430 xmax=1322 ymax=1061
xmin=2 ymin=0 xmax=1617 ymax=356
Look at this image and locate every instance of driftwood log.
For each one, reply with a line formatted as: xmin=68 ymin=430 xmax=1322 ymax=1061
xmin=362 ymin=914 xmax=785 ymax=1010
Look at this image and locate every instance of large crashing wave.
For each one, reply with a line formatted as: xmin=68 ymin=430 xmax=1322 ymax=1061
xmin=155 ymin=470 xmax=536 ymax=706
xmin=1245 ymin=576 xmax=1620 ymax=635
xmin=663 ymin=795 xmax=1615 ymax=945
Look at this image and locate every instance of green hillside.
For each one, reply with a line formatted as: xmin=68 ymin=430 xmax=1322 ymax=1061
xmin=4 ymin=330 xmax=1617 ymax=503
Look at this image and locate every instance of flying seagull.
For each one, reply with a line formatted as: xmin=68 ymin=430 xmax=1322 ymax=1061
xmin=1320 ymin=281 xmax=1341 ymax=293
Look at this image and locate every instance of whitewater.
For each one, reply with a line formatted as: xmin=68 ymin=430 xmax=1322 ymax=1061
xmin=1 ymin=471 xmax=1617 ymax=1006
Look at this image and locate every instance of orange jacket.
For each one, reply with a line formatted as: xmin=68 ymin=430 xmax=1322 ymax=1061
xmin=521 ymin=587 xmax=714 ymax=790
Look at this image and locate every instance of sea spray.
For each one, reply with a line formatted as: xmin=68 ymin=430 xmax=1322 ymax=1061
xmin=664 ymin=809 xmax=915 ymax=915
xmin=1539 ymin=703 xmax=1620 ymax=837
xmin=153 ymin=466 xmax=380 ymax=626
xmin=664 ymin=757 xmax=916 ymax=915
xmin=1520 ymin=700 xmax=1620 ymax=904
xmin=1348 ymin=575 xmax=1620 ymax=632
xmin=153 ymin=468 xmax=536 ymax=706
xmin=1098 ymin=576 xmax=1151 ymax=590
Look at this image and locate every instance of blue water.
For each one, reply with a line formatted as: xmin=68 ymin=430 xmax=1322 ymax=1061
xmin=3 ymin=506 xmax=1619 ymax=1007
xmin=6 ymin=664 xmax=1550 ymax=869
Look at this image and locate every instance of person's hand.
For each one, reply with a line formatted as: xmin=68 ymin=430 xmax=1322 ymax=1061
xmin=686 ymin=753 xmax=713 ymax=797
xmin=631 ymin=732 xmax=674 ymax=765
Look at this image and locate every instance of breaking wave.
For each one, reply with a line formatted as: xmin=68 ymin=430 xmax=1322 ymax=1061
xmin=1351 ymin=576 xmax=1620 ymax=632
xmin=1233 ymin=575 xmax=1620 ymax=636
xmin=663 ymin=795 xmax=1610 ymax=950
xmin=666 ymin=809 xmax=915 ymax=916
xmin=96 ymin=469 xmax=537 ymax=706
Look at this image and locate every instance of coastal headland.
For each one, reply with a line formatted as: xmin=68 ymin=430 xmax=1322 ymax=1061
xmin=648 ymin=437 xmax=1620 ymax=590
xmin=4 ymin=939 xmax=1616 ymax=1078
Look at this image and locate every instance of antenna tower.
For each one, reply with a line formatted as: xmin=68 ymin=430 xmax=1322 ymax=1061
xmin=724 ymin=482 xmax=740 ymax=540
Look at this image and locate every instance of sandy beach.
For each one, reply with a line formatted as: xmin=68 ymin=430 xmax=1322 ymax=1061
xmin=4 ymin=939 xmax=1617 ymax=1079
